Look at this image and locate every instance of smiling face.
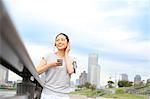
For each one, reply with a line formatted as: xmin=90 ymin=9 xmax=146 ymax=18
xmin=55 ymin=34 xmax=68 ymax=50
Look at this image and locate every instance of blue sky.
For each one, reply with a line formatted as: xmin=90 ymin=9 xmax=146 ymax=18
xmin=3 ymin=0 xmax=150 ymax=85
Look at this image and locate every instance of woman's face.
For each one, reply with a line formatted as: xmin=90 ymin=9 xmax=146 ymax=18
xmin=55 ymin=34 xmax=68 ymax=50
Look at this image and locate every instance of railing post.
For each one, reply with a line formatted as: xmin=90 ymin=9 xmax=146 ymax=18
xmin=34 ymin=85 xmax=42 ymax=99
xmin=17 ymin=77 xmax=36 ymax=99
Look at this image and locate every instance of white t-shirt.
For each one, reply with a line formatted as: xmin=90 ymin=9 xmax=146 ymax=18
xmin=42 ymin=53 xmax=72 ymax=96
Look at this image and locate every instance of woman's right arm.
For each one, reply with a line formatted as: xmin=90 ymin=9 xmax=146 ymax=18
xmin=36 ymin=57 xmax=50 ymax=75
xmin=36 ymin=57 xmax=61 ymax=75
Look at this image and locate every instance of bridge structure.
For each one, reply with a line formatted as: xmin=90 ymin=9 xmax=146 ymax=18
xmin=0 ymin=1 xmax=43 ymax=99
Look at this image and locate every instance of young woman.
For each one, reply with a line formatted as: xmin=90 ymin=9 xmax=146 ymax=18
xmin=36 ymin=33 xmax=75 ymax=99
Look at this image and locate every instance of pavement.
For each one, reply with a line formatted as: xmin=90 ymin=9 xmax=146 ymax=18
xmin=69 ymin=94 xmax=87 ymax=99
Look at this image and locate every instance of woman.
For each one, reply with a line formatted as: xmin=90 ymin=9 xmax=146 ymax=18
xmin=36 ymin=33 xmax=75 ymax=99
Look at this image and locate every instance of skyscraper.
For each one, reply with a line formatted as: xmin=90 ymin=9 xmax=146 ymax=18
xmin=134 ymin=75 xmax=141 ymax=84
xmin=96 ymin=65 xmax=100 ymax=86
xmin=121 ymin=73 xmax=128 ymax=81
xmin=0 ymin=65 xmax=9 ymax=84
xmin=79 ymin=71 xmax=88 ymax=85
xmin=88 ymin=53 xmax=100 ymax=86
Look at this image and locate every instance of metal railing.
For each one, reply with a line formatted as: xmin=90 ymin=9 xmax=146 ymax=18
xmin=0 ymin=1 xmax=43 ymax=99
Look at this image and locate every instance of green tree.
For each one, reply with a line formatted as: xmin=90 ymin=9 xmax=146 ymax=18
xmin=84 ymin=82 xmax=91 ymax=89
xmin=90 ymin=84 xmax=96 ymax=91
xmin=77 ymin=85 xmax=82 ymax=89
xmin=146 ymin=79 xmax=150 ymax=86
xmin=128 ymin=81 xmax=133 ymax=87
xmin=107 ymin=80 xmax=114 ymax=88
xmin=118 ymin=80 xmax=133 ymax=87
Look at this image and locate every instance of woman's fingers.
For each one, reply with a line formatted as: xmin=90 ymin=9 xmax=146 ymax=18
xmin=50 ymin=61 xmax=62 ymax=67
xmin=65 ymin=43 xmax=70 ymax=54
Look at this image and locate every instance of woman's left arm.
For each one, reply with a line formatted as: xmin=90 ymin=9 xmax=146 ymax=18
xmin=65 ymin=55 xmax=74 ymax=75
xmin=65 ymin=43 xmax=74 ymax=75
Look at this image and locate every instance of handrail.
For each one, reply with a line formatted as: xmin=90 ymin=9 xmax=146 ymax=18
xmin=0 ymin=0 xmax=43 ymax=86
xmin=0 ymin=1 xmax=43 ymax=99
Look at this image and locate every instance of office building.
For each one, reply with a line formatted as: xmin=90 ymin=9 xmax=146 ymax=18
xmin=121 ymin=73 xmax=128 ymax=81
xmin=88 ymin=53 xmax=100 ymax=86
xmin=79 ymin=71 xmax=88 ymax=85
xmin=134 ymin=75 xmax=141 ymax=84
xmin=0 ymin=65 xmax=9 ymax=84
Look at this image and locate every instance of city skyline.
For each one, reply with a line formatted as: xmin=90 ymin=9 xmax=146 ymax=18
xmin=3 ymin=0 xmax=150 ymax=85
xmin=1 ymin=65 xmax=149 ymax=86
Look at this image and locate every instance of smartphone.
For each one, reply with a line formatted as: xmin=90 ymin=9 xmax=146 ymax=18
xmin=57 ymin=59 xmax=63 ymax=66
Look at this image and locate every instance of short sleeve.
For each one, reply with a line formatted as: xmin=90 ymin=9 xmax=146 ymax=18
xmin=43 ymin=53 xmax=52 ymax=63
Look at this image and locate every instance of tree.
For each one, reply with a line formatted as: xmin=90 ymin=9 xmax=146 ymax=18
xmin=118 ymin=81 xmax=123 ymax=87
xmin=118 ymin=80 xmax=133 ymax=87
xmin=84 ymin=82 xmax=91 ymax=89
xmin=146 ymin=79 xmax=150 ymax=86
xmin=128 ymin=81 xmax=133 ymax=87
xmin=77 ymin=85 xmax=82 ymax=89
xmin=90 ymin=84 xmax=96 ymax=91
xmin=107 ymin=80 xmax=114 ymax=88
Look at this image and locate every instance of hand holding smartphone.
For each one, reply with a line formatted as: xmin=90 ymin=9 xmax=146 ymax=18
xmin=57 ymin=59 xmax=63 ymax=66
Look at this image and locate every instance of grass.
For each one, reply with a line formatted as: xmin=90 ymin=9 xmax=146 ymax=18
xmin=70 ymin=88 xmax=148 ymax=99
xmin=70 ymin=88 xmax=104 ymax=97
xmin=103 ymin=93 xmax=147 ymax=99
xmin=70 ymin=89 xmax=92 ymax=96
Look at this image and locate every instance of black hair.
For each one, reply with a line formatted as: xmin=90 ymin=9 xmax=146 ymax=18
xmin=55 ymin=33 xmax=69 ymax=46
